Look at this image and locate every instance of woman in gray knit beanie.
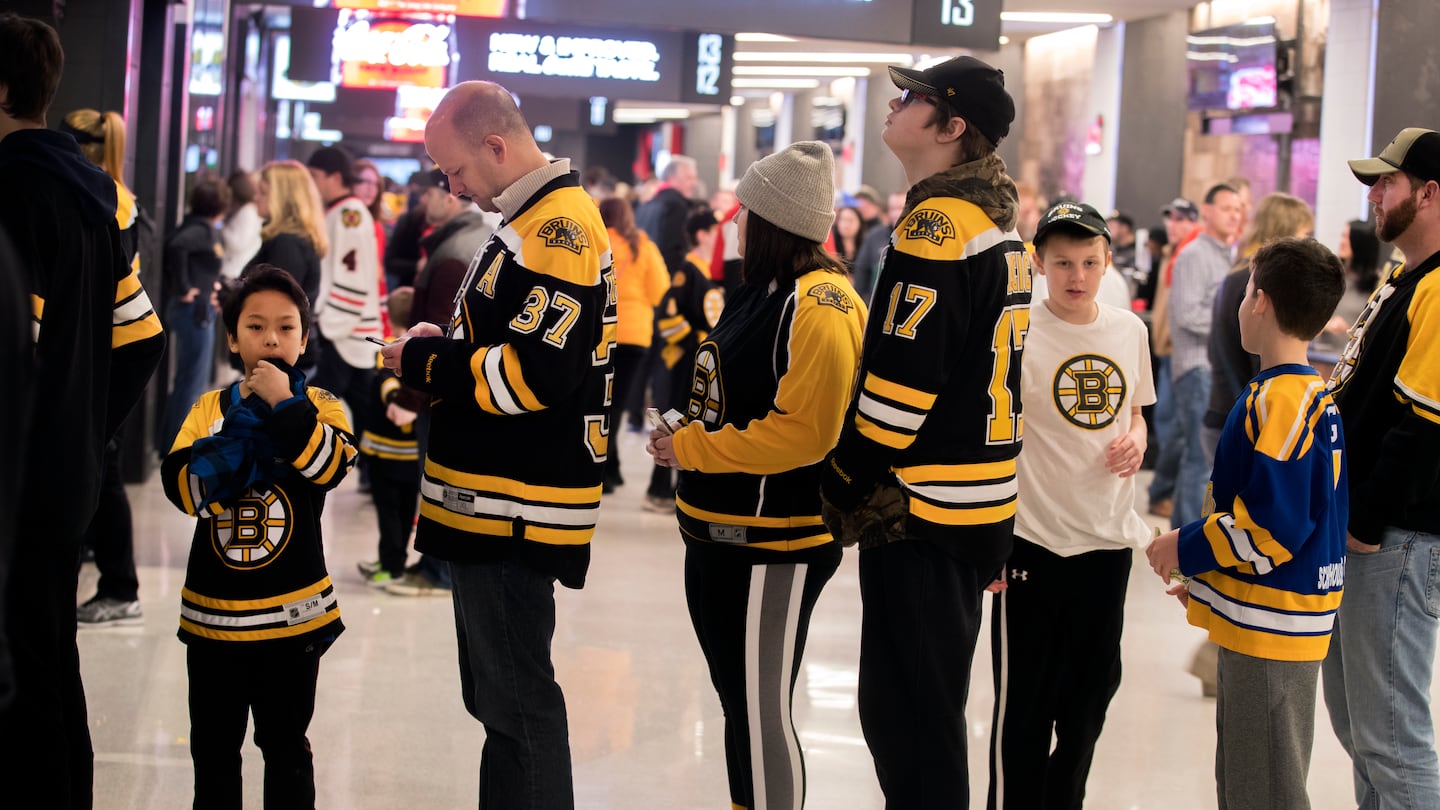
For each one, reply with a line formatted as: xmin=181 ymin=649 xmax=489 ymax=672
xmin=646 ymin=140 xmax=867 ymax=810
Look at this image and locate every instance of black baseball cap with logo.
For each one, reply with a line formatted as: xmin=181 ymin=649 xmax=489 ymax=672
xmin=1034 ymin=201 xmax=1112 ymax=248
xmin=1161 ymin=197 xmax=1199 ymax=221
xmin=1349 ymin=128 xmax=1440 ymax=186
xmin=417 ymin=167 xmax=451 ymax=193
xmin=887 ymin=55 xmax=1015 ymax=145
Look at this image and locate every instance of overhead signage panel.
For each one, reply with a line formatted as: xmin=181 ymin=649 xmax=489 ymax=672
xmin=454 ymin=18 xmax=692 ymax=102
xmin=515 ymin=0 xmax=912 ymax=45
xmin=909 ymin=0 xmax=1004 ymax=49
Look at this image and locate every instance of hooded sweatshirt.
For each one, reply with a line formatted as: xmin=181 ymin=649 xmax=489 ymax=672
xmin=0 ymin=128 xmax=164 ymax=541
xmin=825 ymin=154 xmax=1031 ymax=563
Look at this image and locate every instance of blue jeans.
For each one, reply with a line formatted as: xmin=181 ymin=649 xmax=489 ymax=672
xmin=1170 ymin=366 xmax=1211 ymax=529
xmin=159 ymin=296 xmax=216 ymax=453
xmin=1148 ymin=356 xmax=1180 ymax=505
xmin=1323 ymin=527 xmax=1440 ymax=809
xmin=450 ymin=559 xmax=573 ymax=810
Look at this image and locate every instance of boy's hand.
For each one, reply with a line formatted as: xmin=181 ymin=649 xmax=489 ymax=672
xmin=1146 ymin=528 xmax=1182 ymax=582
xmin=984 ymin=569 xmax=1008 ymax=593
xmin=248 ymin=360 xmax=294 ymax=407
xmin=381 ymin=322 xmax=444 ymax=377
xmin=1165 ymin=580 xmax=1191 ymax=607
xmin=1104 ymin=430 xmax=1146 ymax=478
xmin=386 ymin=402 xmax=417 ymax=428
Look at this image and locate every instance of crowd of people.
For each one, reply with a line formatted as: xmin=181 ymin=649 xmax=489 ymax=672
xmin=2 ymin=9 xmax=1438 ymax=810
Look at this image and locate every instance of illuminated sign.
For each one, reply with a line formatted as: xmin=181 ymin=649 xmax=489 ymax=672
xmin=332 ymin=0 xmax=506 ymax=15
xmin=487 ymin=33 xmax=662 ymax=82
xmin=273 ymin=34 xmax=339 ymax=102
xmin=333 ymin=11 xmax=455 ymax=89
xmin=454 ymin=19 xmax=731 ymax=105
xmin=383 ymin=83 xmax=446 ymax=143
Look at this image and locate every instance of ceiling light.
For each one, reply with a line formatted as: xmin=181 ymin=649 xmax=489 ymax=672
xmin=733 ymin=65 xmax=871 ymax=77
xmin=729 ymin=95 xmax=746 ymax=106
xmin=734 ymin=52 xmax=914 ymax=65
xmin=1000 ymin=12 xmax=1113 ymax=24
xmin=998 ymin=35 xmax=1011 ymax=45
xmin=732 ymin=77 xmax=822 ymax=89
xmin=735 ymin=33 xmax=797 ymax=42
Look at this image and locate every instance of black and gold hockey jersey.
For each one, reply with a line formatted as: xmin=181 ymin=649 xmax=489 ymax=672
xmin=398 ymin=168 xmax=614 ymax=589
xmin=359 ymin=367 xmax=420 ymax=473
xmin=827 ymin=184 xmax=1031 ymax=563
xmin=162 ymin=384 xmax=356 ymax=649
xmin=672 ymin=268 xmax=866 ymax=557
xmin=656 ymin=257 xmax=725 ymax=370
xmin=1329 ymin=250 xmax=1440 ymax=543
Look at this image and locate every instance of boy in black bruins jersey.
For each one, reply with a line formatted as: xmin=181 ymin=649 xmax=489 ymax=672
xmin=649 ymin=142 xmax=866 ymax=810
xmin=820 ymin=56 xmax=1028 ymax=806
xmin=162 ymin=265 xmax=356 ymax=807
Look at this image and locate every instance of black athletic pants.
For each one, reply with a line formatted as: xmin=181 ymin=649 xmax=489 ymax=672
xmin=858 ymin=538 xmax=1000 ymax=809
xmin=605 ymin=344 xmax=647 ymax=484
xmin=685 ymin=539 xmax=841 ymax=810
xmin=369 ymin=462 xmax=420 ymax=577
xmin=187 ymin=641 xmax=326 ymax=810
xmin=83 ymin=440 xmax=139 ymax=602
xmin=987 ymin=537 xmax=1131 ymax=810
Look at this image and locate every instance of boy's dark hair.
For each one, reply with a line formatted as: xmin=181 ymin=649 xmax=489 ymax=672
xmin=223 ymin=264 xmax=312 ymax=339
xmin=188 ymin=179 xmax=229 ymax=220
xmin=386 ymin=286 xmax=414 ymax=332
xmin=0 ymin=13 xmax=63 ymax=121
xmin=922 ymin=101 xmax=996 ymax=163
xmin=685 ymin=209 xmax=717 ymax=247
xmin=1250 ymin=238 xmax=1346 ymax=340
xmin=1204 ymin=183 xmax=1238 ymax=204
xmin=1034 ymin=224 xmax=1108 ymax=257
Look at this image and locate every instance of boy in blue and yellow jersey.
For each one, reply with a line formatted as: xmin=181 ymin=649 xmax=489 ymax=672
xmin=162 ymin=265 xmax=356 ymax=808
xmin=1148 ymin=237 xmax=1347 ymax=809
xmin=819 ymin=55 xmax=1026 ymax=806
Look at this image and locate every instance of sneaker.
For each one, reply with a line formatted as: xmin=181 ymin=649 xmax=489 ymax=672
xmin=356 ymin=559 xmax=383 ymax=578
xmin=384 ymin=571 xmax=450 ymax=597
xmin=77 ymin=596 xmax=142 ymax=626
xmin=641 ymin=494 xmax=675 ymax=513
xmin=364 ymin=570 xmax=394 ymax=588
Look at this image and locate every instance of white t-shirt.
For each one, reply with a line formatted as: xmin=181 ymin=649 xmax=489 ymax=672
xmin=1015 ymin=301 xmax=1157 ymax=555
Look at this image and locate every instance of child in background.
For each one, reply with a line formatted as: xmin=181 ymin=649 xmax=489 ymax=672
xmin=162 ymin=264 xmax=356 ymax=808
xmin=356 ymin=287 xmax=422 ymax=586
xmin=987 ymin=202 xmax=1156 ymax=809
xmin=1147 ymin=237 xmax=1347 ymax=809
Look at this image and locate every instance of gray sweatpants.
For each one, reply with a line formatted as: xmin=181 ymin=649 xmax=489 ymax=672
xmin=1215 ymin=647 xmax=1321 ymax=809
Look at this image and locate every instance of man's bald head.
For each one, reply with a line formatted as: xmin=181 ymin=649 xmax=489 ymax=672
xmin=430 ymin=81 xmax=532 ymax=150
xmin=424 ymin=81 xmax=548 ymax=213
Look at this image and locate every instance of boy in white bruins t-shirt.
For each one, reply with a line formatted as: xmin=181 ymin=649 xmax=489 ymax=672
xmin=985 ymin=201 xmax=1156 ymax=810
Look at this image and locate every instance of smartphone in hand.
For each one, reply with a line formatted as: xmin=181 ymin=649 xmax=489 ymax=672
xmin=646 ymin=407 xmax=675 ymax=435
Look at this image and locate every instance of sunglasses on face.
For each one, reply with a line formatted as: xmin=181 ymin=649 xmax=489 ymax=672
xmin=899 ymin=88 xmax=940 ymax=107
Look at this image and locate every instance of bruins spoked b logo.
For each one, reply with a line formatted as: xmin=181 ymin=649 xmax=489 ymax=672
xmin=1053 ymin=354 xmax=1126 ymax=430
xmin=211 ymin=486 xmax=293 ymax=569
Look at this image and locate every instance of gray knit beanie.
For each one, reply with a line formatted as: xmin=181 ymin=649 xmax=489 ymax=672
xmin=735 ymin=141 xmax=836 ymax=243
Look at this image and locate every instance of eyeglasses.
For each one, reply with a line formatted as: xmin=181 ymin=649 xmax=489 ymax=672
xmin=899 ymin=88 xmax=939 ymax=108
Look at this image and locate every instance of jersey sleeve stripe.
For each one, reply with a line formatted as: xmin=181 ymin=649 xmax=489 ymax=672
xmin=468 ymin=346 xmax=502 ymax=414
xmin=855 ymin=413 xmax=914 ymax=449
xmin=1396 ymin=377 xmax=1440 ymax=424
xmin=296 ymin=424 xmax=338 ymax=479
xmin=500 ymin=345 xmax=544 ymax=412
xmin=858 ymin=392 xmax=926 ymax=432
xmin=862 ymin=373 xmax=937 ymax=410
xmin=483 ymin=346 xmax=525 ymax=415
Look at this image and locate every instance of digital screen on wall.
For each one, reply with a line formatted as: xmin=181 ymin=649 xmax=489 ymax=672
xmin=1186 ymin=21 xmax=1280 ymax=112
xmin=453 ymin=17 xmax=690 ymax=102
xmin=909 ymin=0 xmax=1004 ymax=50
xmin=332 ymin=10 xmax=457 ymax=90
xmin=515 ymin=0 xmax=913 ymax=45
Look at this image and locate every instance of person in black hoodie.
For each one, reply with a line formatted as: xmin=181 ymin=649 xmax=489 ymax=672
xmin=0 ymin=13 xmax=165 ymax=808
xmin=158 ymin=179 xmax=228 ymax=453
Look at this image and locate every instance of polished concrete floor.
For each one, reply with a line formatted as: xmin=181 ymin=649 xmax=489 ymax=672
xmin=80 ymin=430 xmax=1438 ymax=809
